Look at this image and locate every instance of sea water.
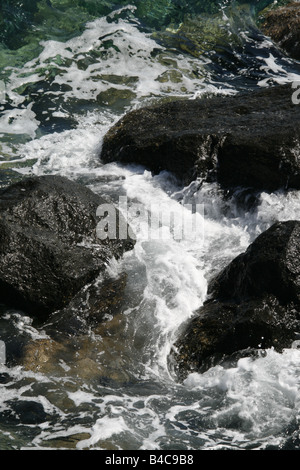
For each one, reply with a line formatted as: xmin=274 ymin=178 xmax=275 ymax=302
xmin=0 ymin=0 xmax=300 ymax=450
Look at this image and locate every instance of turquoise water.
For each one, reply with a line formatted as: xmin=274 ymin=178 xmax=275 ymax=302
xmin=0 ymin=0 xmax=300 ymax=450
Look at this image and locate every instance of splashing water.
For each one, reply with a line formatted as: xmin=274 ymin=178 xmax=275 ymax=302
xmin=0 ymin=0 xmax=300 ymax=450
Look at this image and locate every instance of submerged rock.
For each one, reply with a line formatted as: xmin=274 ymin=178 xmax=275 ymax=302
xmin=0 ymin=400 xmax=50 ymax=425
xmin=101 ymin=83 xmax=300 ymax=191
xmin=22 ymin=312 xmax=132 ymax=385
xmin=260 ymin=2 xmax=300 ymax=60
xmin=43 ymin=271 xmax=128 ymax=338
xmin=170 ymin=221 xmax=300 ymax=379
xmin=0 ymin=175 xmax=134 ymax=318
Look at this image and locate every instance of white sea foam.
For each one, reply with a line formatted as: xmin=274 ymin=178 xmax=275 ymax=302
xmin=1 ymin=8 xmax=300 ymax=451
xmin=183 ymin=348 xmax=300 ymax=446
xmin=76 ymin=416 xmax=129 ymax=449
xmin=0 ymin=104 xmax=39 ymax=138
xmin=258 ymin=53 xmax=300 ymax=87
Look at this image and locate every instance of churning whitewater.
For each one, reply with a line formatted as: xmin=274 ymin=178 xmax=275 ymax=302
xmin=0 ymin=0 xmax=300 ymax=450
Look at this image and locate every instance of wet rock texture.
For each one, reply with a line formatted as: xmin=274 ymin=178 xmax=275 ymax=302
xmin=101 ymin=84 xmax=300 ymax=192
xmin=260 ymin=2 xmax=300 ymax=60
xmin=0 ymin=175 xmax=134 ymax=318
xmin=22 ymin=312 xmax=131 ymax=385
xmin=170 ymin=221 xmax=300 ymax=379
xmin=43 ymin=271 xmax=128 ymax=338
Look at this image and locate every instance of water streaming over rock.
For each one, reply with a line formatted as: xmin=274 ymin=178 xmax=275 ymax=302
xmin=0 ymin=0 xmax=300 ymax=450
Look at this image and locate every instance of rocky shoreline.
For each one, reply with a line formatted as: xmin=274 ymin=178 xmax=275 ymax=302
xmin=0 ymin=175 xmax=135 ymax=378
xmin=100 ymin=79 xmax=300 ymax=379
xmin=0 ymin=175 xmax=135 ymax=318
xmin=1 ymin=2 xmax=300 ymax=382
xmin=169 ymin=221 xmax=300 ymax=379
xmin=99 ymin=0 xmax=300 ymax=377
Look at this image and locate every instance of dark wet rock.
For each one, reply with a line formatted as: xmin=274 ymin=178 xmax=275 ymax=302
xmin=0 ymin=400 xmax=50 ymax=425
xmin=209 ymin=220 xmax=300 ymax=305
xmin=0 ymin=175 xmax=135 ymax=318
xmin=101 ymin=83 xmax=300 ymax=192
xmin=0 ymin=373 xmax=11 ymax=384
xmin=43 ymin=271 xmax=128 ymax=338
xmin=170 ymin=221 xmax=300 ymax=380
xmin=260 ymin=2 xmax=300 ymax=60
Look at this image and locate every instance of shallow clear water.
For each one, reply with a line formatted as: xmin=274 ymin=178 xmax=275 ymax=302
xmin=1 ymin=0 xmax=300 ymax=450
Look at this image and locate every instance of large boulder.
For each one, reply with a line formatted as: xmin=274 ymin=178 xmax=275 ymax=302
xmin=101 ymin=84 xmax=300 ymax=192
xmin=0 ymin=175 xmax=134 ymax=318
xmin=170 ymin=221 xmax=300 ymax=380
xmin=260 ymin=2 xmax=300 ymax=60
xmin=209 ymin=220 xmax=300 ymax=305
